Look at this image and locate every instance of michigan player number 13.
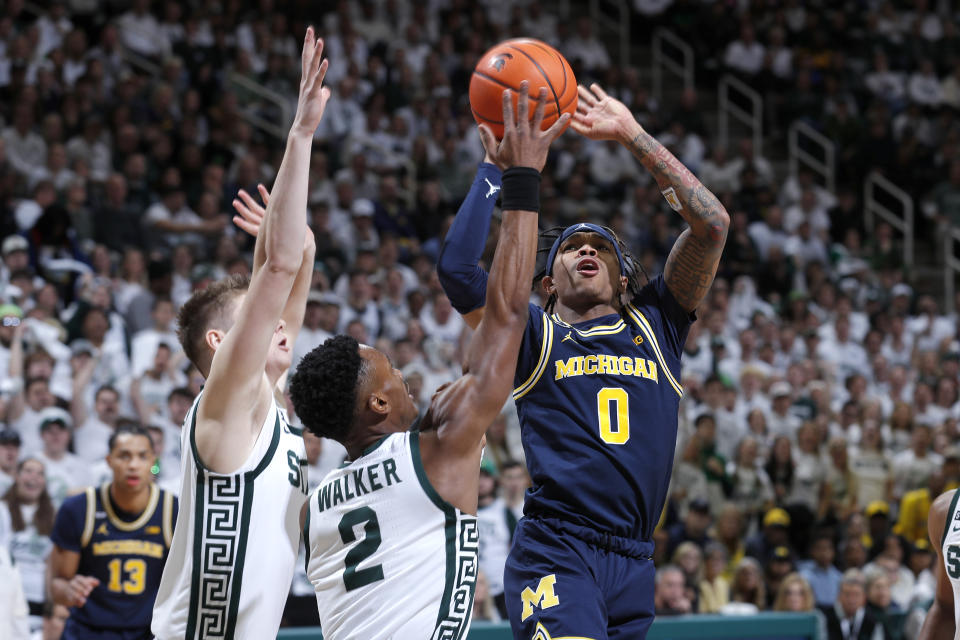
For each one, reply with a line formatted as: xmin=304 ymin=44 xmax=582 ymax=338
xmin=597 ymin=387 xmax=630 ymax=445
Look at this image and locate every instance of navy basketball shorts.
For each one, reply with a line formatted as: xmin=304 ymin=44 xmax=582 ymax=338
xmin=503 ymin=516 xmax=656 ymax=640
xmin=63 ymin=618 xmax=152 ymax=640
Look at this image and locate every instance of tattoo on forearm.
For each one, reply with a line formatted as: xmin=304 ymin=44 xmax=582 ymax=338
xmin=630 ymin=131 xmax=729 ymax=311
xmin=663 ymin=229 xmax=726 ymax=311
xmin=629 ymin=133 xmax=726 ymax=235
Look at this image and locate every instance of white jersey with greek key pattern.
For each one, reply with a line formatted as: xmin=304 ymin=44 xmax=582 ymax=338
xmin=305 ymin=430 xmax=479 ymax=640
xmin=941 ymin=489 xmax=960 ymax=635
xmin=152 ymin=392 xmax=308 ymax=640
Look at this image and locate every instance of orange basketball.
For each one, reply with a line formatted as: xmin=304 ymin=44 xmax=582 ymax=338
xmin=469 ymin=38 xmax=577 ymax=139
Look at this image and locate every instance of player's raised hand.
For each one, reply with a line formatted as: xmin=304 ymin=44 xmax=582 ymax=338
xmin=232 ymin=183 xmax=270 ymax=236
xmin=291 ymin=26 xmax=331 ymax=137
xmin=232 ymin=183 xmax=315 ymax=251
xmin=66 ymin=574 xmax=100 ymax=607
xmin=571 ymin=83 xmax=636 ymax=142
xmin=478 ymin=81 xmax=570 ymax=172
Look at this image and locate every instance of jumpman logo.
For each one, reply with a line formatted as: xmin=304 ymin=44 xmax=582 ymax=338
xmin=484 ymin=178 xmax=501 ymax=199
xmin=561 ymin=331 xmax=577 ymax=344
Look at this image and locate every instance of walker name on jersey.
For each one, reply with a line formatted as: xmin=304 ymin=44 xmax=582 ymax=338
xmin=315 ymin=458 xmax=402 ymax=513
xmin=554 ymin=354 xmax=659 ymax=382
xmin=92 ymin=539 xmax=164 ymax=558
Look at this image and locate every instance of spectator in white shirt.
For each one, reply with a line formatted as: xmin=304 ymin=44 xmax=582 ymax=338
xmin=2 ymin=103 xmax=46 ymax=180
xmin=818 ymin=316 xmax=870 ymax=380
xmin=75 ymin=310 xmax=130 ymax=388
xmin=64 ymin=115 xmax=111 ymax=183
xmin=699 ymin=145 xmax=742 ymax=194
xmin=891 ymin=424 xmax=942 ymax=502
xmin=864 ymin=51 xmax=906 ymax=109
xmin=291 ymin=292 xmax=339 ymax=372
xmin=129 ymin=298 xmax=178 ymax=377
xmin=419 ymin=290 xmax=465 ymax=349
xmin=522 ymin=0 xmax=559 ymax=42
xmin=589 ymin=140 xmax=643 ymax=194
xmin=784 ymin=188 xmax=831 ymax=238
xmin=117 ymin=0 xmax=170 ymax=59
xmin=907 ymin=58 xmax=942 ymax=108
xmin=338 ymin=271 xmax=380 ymax=340
xmin=72 ymin=385 xmax=120 ymax=464
xmin=784 ymin=219 xmax=829 ymax=269
xmin=748 ymin=206 xmax=789 ymax=261
xmin=9 ymin=378 xmax=57 ymax=458
xmin=0 ymin=541 xmax=29 ymax=639
xmin=144 ymin=186 xmax=225 ymax=251
xmin=724 ymin=23 xmax=766 ymax=76
xmin=33 ymin=409 xmax=88 ymax=508
xmin=564 ymin=16 xmax=611 ymax=74
xmin=130 ymin=343 xmax=186 ymax=425
xmin=907 ymin=295 xmax=954 ymax=353
xmin=767 ymin=381 xmax=802 ymax=440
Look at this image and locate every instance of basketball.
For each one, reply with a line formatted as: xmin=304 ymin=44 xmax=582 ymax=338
xmin=469 ymin=38 xmax=577 ymax=139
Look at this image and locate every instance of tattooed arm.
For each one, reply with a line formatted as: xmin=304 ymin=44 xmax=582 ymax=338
xmin=571 ymin=84 xmax=730 ymax=312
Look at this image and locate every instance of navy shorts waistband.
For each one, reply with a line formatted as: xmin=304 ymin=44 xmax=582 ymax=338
xmin=527 ymin=514 xmax=654 ymax=560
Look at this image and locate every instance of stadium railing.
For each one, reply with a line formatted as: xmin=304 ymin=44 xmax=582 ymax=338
xmin=718 ymin=74 xmax=763 ymax=157
xmin=587 ymin=0 xmax=631 ymax=69
xmin=945 ymin=226 xmax=960 ymax=303
xmin=788 ymin=121 xmax=836 ymax=194
xmin=276 ymin=612 xmax=823 ymax=640
xmin=864 ymin=169 xmax=915 ymax=269
xmin=652 ymin=28 xmax=695 ymax=102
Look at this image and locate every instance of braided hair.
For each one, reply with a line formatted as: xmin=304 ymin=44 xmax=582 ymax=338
xmin=534 ymin=225 xmax=649 ymax=317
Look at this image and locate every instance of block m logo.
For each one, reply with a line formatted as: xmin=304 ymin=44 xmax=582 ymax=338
xmin=520 ymin=574 xmax=560 ymax=621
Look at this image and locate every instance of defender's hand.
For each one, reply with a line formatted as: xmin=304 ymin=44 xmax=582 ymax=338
xmin=571 ymin=83 xmax=636 ymax=142
xmin=232 ymin=184 xmax=314 ymax=253
xmin=291 ymin=27 xmax=331 ymax=137
xmin=477 ymin=81 xmax=570 ymax=172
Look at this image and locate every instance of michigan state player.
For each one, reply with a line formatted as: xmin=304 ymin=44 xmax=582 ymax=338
xmin=292 ymin=84 xmax=567 ymax=640
xmin=50 ymin=425 xmax=176 ymax=639
xmin=151 ymin=28 xmax=329 ymax=640
xmin=918 ymin=488 xmax=960 ymax=639
xmin=438 ymin=82 xmax=730 ymax=639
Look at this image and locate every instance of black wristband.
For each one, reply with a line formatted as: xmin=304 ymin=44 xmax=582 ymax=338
xmin=500 ymin=167 xmax=541 ymax=213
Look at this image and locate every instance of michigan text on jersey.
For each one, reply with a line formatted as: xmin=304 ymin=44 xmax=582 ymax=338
xmin=92 ymin=539 xmax=165 ymax=558
xmin=554 ymin=354 xmax=658 ymax=382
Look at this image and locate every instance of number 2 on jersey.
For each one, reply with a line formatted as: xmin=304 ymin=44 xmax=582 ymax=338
xmin=597 ymin=387 xmax=630 ymax=444
xmin=339 ymin=506 xmax=385 ymax=591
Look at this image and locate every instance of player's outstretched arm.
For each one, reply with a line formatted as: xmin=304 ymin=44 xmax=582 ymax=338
xmin=232 ymin=184 xmax=318 ymax=369
xmin=572 ymin=83 xmax=729 ymax=312
xmin=197 ymin=28 xmax=329 ymax=470
xmin=436 ymin=157 xmax=502 ymax=330
xmin=421 ymin=84 xmax=569 ymax=513
xmin=918 ymin=489 xmax=957 ymax=640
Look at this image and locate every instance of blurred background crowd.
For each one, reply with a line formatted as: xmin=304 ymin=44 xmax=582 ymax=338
xmin=1 ymin=0 xmax=960 ymax=637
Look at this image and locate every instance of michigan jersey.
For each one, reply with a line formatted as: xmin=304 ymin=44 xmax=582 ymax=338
xmin=50 ymin=482 xmax=176 ymax=634
xmin=305 ymin=430 xmax=479 ymax=640
xmin=940 ymin=490 xmax=960 ymax=634
xmin=514 ymin=274 xmax=693 ymax=540
xmin=152 ymin=392 xmax=308 ymax=640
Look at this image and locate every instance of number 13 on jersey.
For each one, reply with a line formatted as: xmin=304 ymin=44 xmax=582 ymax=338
xmin=597 ymin=387 xmax=629 ymax=445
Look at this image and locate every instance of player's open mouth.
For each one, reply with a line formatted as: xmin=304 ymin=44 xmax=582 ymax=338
xmin=576 ymin=257 xmax=599 ymax=276
xmin=278 ymin=337 xmax=289 ymax=351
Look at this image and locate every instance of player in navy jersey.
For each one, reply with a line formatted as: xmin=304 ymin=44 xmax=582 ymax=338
xmin=49 ymin=425 xmax=176 ymax=640
xmin=438 ymin=83 xmax=729 ymax=639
